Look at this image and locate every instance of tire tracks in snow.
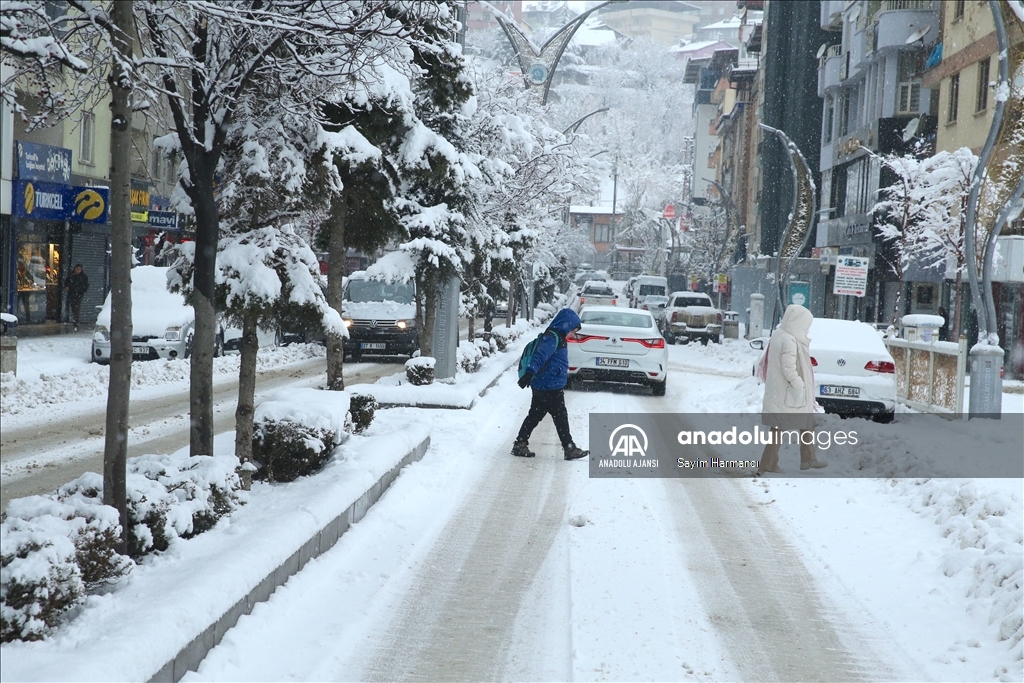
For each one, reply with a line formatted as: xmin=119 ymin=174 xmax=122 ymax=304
xmin=364 ymin=420 xmax=570 ymax=681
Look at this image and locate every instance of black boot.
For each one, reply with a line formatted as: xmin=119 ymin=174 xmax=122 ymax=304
xmin=512 ymin=439 xmax=535 ymax=458
xmin=563 ymin=442 xmax=589 ymax=461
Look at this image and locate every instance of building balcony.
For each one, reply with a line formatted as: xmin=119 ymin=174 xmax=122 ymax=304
xmin=874 ymin=4 xmax=938 ymax=54
xmin=820 ymin=0 xmax=845 ymax=30
xmin=818 ymin=47 xmax=842 ymax=98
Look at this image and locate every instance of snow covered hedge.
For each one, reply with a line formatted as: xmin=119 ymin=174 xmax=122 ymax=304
xmin=458 ymin=341 xmax=482 ymax=373
xmin=1 ymin=454 xmax=244 ymax=641
xmin=251 ymin=388 xmax=350 ymax=482
xmin=405 ymin=356 xmax=435 ymax=385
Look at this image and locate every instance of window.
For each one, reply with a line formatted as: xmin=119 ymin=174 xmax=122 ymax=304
xmin=976 ymin=57 xmax=990 ymax=112
xmin=839 ymin=87 xmax=856 ymax=137
xmin=948 ymin=72 xmax=960 ymax=123
xmin=824 ymin=95 xmax=835 ymax=143
xmin=80 ymin=112 xmax=94 ymax=164
xmin=595 ymin=223 xmax=615 ymax=243
xmin=897 ymin=51 xmax=923 ymax=115
xmin=953 ymin=0 xmax=965 ymax=20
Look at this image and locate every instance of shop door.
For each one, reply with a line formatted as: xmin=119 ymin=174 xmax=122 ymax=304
xmin=71 ymin=232 xmax=109 ymax=324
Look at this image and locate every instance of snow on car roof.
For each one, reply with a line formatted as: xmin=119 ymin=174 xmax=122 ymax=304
xmin=95 ymin=266 xmax=193 ymax=337
xmin=809 ymin=318 xmax=886 ymax=353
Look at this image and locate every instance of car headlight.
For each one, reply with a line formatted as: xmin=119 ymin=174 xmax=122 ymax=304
xmin=164 ymin=326 xmax=181 ymax=341
xmin=94 ymin=325 xmax=109 ymax=342
xmin=396 ymin=319 xmax=416 ymax=330
xmin=343 ymin=318 xmax=352 ymax=329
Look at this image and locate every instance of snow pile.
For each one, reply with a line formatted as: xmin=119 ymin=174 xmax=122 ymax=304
xmin=893 ymin=478 xmax=1023 ymax=653
xmin=0 ymin=343 xmax=325 ymax=417
xmin=253 ymin=387 xmax=351 ymax=440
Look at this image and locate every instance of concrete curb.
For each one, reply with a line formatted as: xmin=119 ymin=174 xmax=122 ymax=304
xmin=149 ymin=435 xmax=431 ymax=683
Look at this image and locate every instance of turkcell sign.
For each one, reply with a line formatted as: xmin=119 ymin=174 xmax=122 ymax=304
xmin=148 ymin=211 xmax=179 ymax=230
xmin=16 ymin=141 xmax=72 ymax=184
xmin=14 ymin=179 xmax=68 ymax=221
xmin=13 ymin=179 xmax=109 ymax=224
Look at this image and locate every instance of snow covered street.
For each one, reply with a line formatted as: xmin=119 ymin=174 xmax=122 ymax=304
xmin=170 ymin=339 xmax=1022 ymax=683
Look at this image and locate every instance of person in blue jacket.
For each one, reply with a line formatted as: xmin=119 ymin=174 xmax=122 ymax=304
xmin=513 ymin=307 xmax=589 ymax=460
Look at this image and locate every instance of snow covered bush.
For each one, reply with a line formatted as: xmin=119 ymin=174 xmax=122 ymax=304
xmin=475 ymin=337 xmax=493 ymax=358
xmin=406 ymin=356 xmax=436 ymax=386
xmin=458 ymin=340 xmax=482 ymax=373
xmin=252 ymin=419 xmax=336 ymax=483
xmin=0 ymin=516 xmax=83 ymax=642
xmin=348 ymin=394 xmax=377 ymax=434
xmin=491 ymin=327 xmax=515 ymax=352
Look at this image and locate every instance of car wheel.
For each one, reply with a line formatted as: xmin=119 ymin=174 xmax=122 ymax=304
xmin=713 ymin=335 xmax=722 ymax=344
xmin=874 ymin=411 xmax=895 ymax=424
xmin=651 ymin=379 xmax=667 ymax=396
xmin=700 ymin=336 xmax=709 ymax=346
xmin=664 ymin=330 xmax=675 ymax=344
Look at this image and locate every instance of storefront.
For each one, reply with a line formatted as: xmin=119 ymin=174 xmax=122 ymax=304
xmin=7 ymin=141 xmax=109 ymax=325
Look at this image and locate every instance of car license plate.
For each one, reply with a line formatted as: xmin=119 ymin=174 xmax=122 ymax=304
xmin=132 ymin=344 xmax=149 ymax=355
xmin=596 ymin=357 xmax=629 ymax=368
xmin=360 ymin=342 xmax=386 ymax=350
xmin=820 ymin=385 xmax=860 ymax=398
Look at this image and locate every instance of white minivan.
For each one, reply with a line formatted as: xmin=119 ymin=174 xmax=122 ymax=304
xmin=630 ymin=275 xmax=668 ymax=309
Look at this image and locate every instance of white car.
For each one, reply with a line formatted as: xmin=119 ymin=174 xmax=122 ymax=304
xmin=92 ymin=266 xmax=195 ymax=363
xmin=751 ymin=317 xmax=897 ymax=421
xmin=567 ymin=306 xmax=668 ymax=396
xmin=578 ymin=281 xmax=618 ymax=308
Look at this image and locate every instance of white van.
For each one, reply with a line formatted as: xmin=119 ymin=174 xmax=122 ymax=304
xmin=629 ymin=275 xmax=668 ymax=309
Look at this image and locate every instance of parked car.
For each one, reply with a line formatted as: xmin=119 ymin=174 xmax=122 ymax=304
xmin=92 ymin=266 xmax=194 ymax=363
xmin=221 ymin=324 xmax=280 ymax=354
xmin=567 ymin=306 xmax=668 ymax=395
xmin=637 ymin=294 xmax=669 ymax=313
xmin=578 ymin=280 xmax=617 ymax=308
xmin=750 ymin=317 xmax=897 ymax=421
xmin=341 ymin=271 xmax=418 ymax=361
xmin=660 ymin=291 xmax=722 ymax=345
xmin=629 ymin=275 xmax=668 ymax=308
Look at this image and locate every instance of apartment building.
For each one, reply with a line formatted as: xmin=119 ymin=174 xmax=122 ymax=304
xmin=815 ymin=0 xmax=940 ymax=322
xmin=597 ymin=1 xmax=702 ymax=47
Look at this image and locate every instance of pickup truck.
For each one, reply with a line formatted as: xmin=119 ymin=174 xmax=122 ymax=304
xmin=659 ymin=291 xmax=722 ymax=345
xmin=577 ymin=281 xmax=617 ymax=309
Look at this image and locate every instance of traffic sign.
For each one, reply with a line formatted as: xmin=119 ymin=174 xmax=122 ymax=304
xmin=663 ymin=204 xmax=676 ymax=220
xmin=833 ymin=256 xmax=869 ymax=297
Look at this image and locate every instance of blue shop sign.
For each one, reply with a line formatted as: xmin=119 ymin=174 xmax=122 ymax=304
xmin=15 ymin=141 xmax=72 ymax=184
xmin=148 ymin=211 xmax=179 ymax=230
xmin=13 ymin=179 xmax=109 ymax=224
xmin=14 ymin=178 xmax=68 ymax=221
xmin=70 ymin=186 xmax=109 ymax=224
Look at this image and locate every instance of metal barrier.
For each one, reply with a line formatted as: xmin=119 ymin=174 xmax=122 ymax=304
xmin=884 ymin=337 xmax=968 ymax=415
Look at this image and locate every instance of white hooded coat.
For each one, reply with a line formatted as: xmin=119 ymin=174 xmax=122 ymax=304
xmin=762 ymin=305 xmax=815 ymax=429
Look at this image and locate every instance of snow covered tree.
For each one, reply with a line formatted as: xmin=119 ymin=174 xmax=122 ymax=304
xmin=874 ymin=147 xmax=978 ymax=336
xmin=137 ymin=0 xmax=451 ymax=455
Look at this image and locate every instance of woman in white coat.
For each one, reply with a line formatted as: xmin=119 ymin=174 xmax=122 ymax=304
xmin=758 ymin=304 xmax=827 ymax=473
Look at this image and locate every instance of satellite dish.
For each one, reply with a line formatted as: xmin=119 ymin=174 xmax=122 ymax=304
xmin=906 ymin=25 xmax=931 ymax=45
xmin=848 ymin=6 xmax=860 ymax=22
xmin=902 ymin=117 xmax=920 ymax=142
xmin=816 ymin=43 xmax=828 ymax=60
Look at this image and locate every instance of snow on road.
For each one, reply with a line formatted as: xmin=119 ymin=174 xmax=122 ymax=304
xmin=183 ymin=338 xmax=1021 ymax=682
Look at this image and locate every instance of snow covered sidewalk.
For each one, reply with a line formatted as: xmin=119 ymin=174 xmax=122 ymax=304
xmin=0 ymin=413 xmax=431 ymax=682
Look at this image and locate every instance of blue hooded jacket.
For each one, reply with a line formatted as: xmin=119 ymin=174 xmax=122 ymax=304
xmin=526 ymin=308 xmax=581 ymax=390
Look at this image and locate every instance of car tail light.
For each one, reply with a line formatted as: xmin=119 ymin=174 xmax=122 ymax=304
xmin=716 ymin=312 xmax=723 ymax=324
xmin=580 ymin=297 xmax=585 ymax=305
xmin=569 ymin=366 xmax=577 ymax=371
xmin=865 ymin=360 xmax=895 ymax=373
xmin=641 ymin=303 xmax=648 ymax=310
xmin=567 ymin=331 xmax=609 ymax=343
xmin=622 ymin=337 xmax=665 ymax=349
xmin=810 ymin=356 xmax=817 ymax=366
xmin=612 ymin=299 xmax=617 ymax=305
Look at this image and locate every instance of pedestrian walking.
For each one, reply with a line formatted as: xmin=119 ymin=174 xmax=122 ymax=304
xmin=513 ymin=307 xmax=589 ymax=460
xmin=64 ymin=264 xmax=89 ymax=330
xmin=757 ymin=304 xmax=827 ymax=473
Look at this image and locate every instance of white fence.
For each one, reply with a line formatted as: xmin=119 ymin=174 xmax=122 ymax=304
xmin=884 ymin=337 xmax=968 ymax=415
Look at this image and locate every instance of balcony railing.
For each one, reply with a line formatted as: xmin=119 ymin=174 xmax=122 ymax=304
xmin=883 ymin=0 xmax=931 ymax=10
xmin=818 ymin=44 xmax=842 ymax=68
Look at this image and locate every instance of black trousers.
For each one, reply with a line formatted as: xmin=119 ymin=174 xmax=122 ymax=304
xmin=517 ymin=388 xmax=573 ymax=447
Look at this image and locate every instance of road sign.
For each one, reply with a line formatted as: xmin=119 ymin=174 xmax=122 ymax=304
xmin=663 ymin=204 xmax=676 ymax=220
xmin=713 ymin=273 xmax=728 ymax=293
xmin=833 ymin=256 xmax=869 ymax=297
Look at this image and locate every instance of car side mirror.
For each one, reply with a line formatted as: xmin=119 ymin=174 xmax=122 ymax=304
xmin=749 ymin=339 xmax=764 ymax=350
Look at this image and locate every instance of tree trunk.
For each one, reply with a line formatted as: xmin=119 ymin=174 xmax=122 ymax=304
xmin=507 ymin=278 xmax=516 ymax=328
xmin=326 ymin=187 xmax=347 ymax=390
xmin=103 ymin=0 xmax=136 ymax=554
xmin=234 ymin=310 xmax=259 ymax=490
xmin=952 ymin=270 xmax=963 ymax=343
xmin=190 ymin=165 xmax=219 ymax=455
xmin=467 ymin=309 xmax=475 ymax=342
